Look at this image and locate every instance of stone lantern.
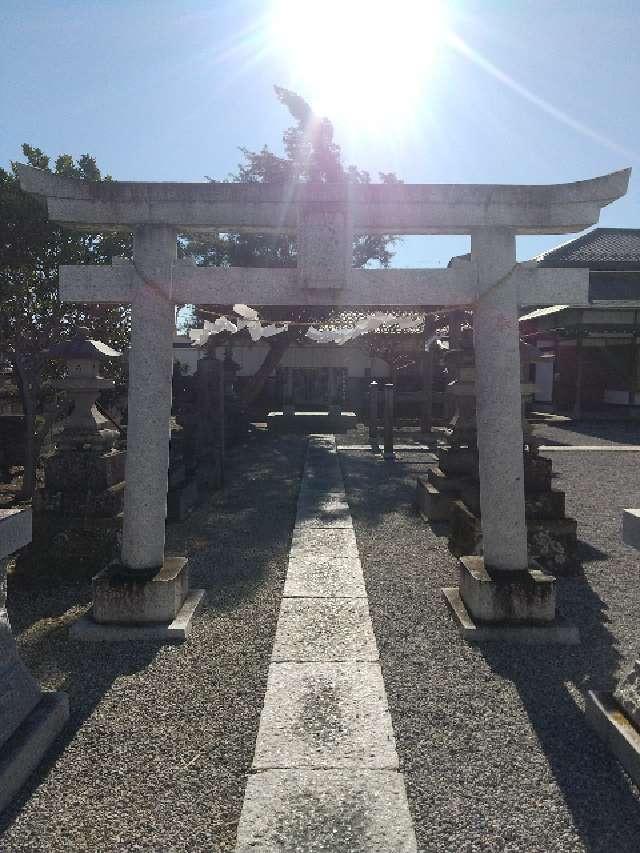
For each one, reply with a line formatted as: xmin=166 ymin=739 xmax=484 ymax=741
xmin=417 ymin=331 xmax=579 ymax=576
xmin=34 ymin=328 xmax=127 ymax=574
xmin=48 ymin=327 xmax=121 ymax=450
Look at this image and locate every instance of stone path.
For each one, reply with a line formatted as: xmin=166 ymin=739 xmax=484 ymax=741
xmin=235 ymin=435 xmax=417 ymax=852
xmin=538 ymin=445 xmax=640 ymax=451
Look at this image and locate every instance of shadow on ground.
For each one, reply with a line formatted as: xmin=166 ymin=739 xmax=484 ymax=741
xmin=341 ymin=444 xmax=640 ymax=853
xmin=0 ymin=433 xmax=307 ymax=848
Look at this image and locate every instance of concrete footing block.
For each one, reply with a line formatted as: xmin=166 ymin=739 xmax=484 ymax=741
xmin=92 ymin=558 xmax=188 ymax=624
xmin=459 ymin=555 xmax=556 ymax=623
xmin=623 ymin=509 xmax=640 ymax=550
xmin=442 ymin=587 xmax=579 ymax=644
xmin=586 ymin=690 xmax=640 ymax=787
xmin=69 ymin=588 xmax=205 ymax=642
xmin=415 ymin=477 xmax=452 ymax=522
xmin=0 ymin=691 xmax=69 ymax=814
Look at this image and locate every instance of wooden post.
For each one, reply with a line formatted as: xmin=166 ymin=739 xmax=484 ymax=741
xmin=573 ymin=311 xmax=584 ymax=420
xmin=383 ymin=383 xmax=395 ymax=460
xmin=369 ymin=381 xmax=379 ymax=446
xmin=420 ymin=315 xmax=435 ymax=434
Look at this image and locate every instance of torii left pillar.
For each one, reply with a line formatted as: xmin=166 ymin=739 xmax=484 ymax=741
xmin=74 ymin=226 xmax=204 ymax=642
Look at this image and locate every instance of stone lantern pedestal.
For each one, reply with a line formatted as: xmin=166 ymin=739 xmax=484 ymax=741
xmin=0 ymin=508 xmax=68 ymax=814
xmin=416 ymin=330 xmax=579 ymax=576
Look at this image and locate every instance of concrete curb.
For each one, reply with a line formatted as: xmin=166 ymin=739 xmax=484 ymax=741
xmin=586 ymin=690 xmax=640 ymax=787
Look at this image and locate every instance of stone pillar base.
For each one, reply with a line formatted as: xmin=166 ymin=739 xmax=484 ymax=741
xmin=69 ymin=558 xmax=204 ymax=642
xmin=442 ymin=556 xmax=579 ymax=644
xmin=459 ymin=555 xmax=556 ymax=623
xmin=442 ymin=586 xmax=579 ymax=644
xmin=93 ymin=558 xmax=189 ymax=624
xmin=0 ymin=691 xmax=69 ymax=814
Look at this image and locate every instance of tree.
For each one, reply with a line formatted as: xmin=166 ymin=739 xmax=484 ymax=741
xmin=182 ymin=87 xmax=400 ymax=408
xmin=0 ymin=145 xmax=132 ymax=498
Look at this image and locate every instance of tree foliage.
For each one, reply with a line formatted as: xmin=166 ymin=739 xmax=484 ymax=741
xmin=0 ymin=144 xmax=132 ymax=496
xmin=182 ymin=87 xmax=401 ymax=405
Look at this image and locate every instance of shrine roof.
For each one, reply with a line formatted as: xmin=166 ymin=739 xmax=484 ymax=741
xmin=537 ymin=228 xmax=640 ymax=270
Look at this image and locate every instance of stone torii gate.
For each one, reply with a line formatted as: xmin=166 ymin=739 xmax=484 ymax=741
xmin=18 ymin=165 xmax=630 ymax=641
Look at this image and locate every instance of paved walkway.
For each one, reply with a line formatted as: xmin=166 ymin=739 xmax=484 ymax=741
xmin=235 ymin=435 xmax=417 ymax=852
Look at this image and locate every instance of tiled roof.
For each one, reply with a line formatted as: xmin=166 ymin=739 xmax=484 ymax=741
xmin=537 ymin=228 xmax=640 ymax=270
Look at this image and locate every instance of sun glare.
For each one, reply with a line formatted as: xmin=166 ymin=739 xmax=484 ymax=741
xmin=269 ymin=0 xmax=448 ymax=133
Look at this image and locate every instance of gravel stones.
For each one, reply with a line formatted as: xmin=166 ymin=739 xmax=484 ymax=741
xmin=340 ymin=421 xmax=640 ymax=853
xmin=0 ymin=435 xmax=306 ymax=852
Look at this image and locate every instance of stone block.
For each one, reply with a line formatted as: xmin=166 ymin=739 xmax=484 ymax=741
xmin=272 ymin=599 xmax=378 ymax=662
xmin=426 ymin=467 xmax=469 ymax=494
xmin=0 ymin=508 xmax=32 ymax=558
xmin=443 ymin=587 xmax=578 ymax=644
xmin=459 ymin=482 xmax=566 ymax=520
xmin=438 ymin=447 xmax=477 ymax=476
xmin=449 ymin=500 xmax=482 ymax=557
xmin=448 ymin=502 xmax=578 ymax=575
xmin=623 ymin=509 xmax=640 ymax=550
xmin=92 ymin=557 xmax=188 ymax=624
xmin=295 ymin=496 xmax=353 ymax=530
xmin=586 ymin=691 xmax=640 ymax=788
xmin=527 ymin=518 xmax=578 ymax=575
xmin=29 ymin=512 xmax=121 ymax=577
xmin=524 ymin=454 xmax=553 ymax=492
xmin=614 ymin=660 xmax=640 ymax=730
xmin=283 ymin=553 xmax=366 ymax=599
xmin=70 ymin=588 xmax=204 ymax=642
xmin=290 ymin=528 xmax=359 ymax=562
xmin=235 ymin=769 xmax=417 ymax=853
xmin=252 ymin=661 xmax=398 ymax=770
xmin=44 ymin=449 xmax=125 ymax=493
xmin=415 ymin=477 xmax=454 ymax=522
xmin=0 ymin=692 xmax=69 ymax=815
xmin=458 ymin=555 xmax=556 ymax=624
xmin=437 ymin=449 xmax=553 ymax=492
xmin=0 ymin=618 xmax=41 ymax=750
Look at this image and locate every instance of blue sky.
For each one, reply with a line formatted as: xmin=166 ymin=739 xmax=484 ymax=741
xmin=1 ymin=0 xmax=638 ymax=267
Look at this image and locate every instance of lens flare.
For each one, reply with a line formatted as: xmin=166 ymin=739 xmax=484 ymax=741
xmin=270 ymin=0 xmax=448 ymax=132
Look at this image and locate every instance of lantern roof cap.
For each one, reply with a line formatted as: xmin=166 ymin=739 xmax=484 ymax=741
xmin=48 ymin=327 xmax=121 ymax=360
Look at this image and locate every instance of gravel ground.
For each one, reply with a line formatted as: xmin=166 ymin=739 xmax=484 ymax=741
xmin=337 ymin=424 xmax=433 ymax=447
xmin=0 ymin=434 xmax=306 ymax=853
xmin=340 ymin=433 xmax=640 ymax=853
xmin=533 ymin=419 xmax=640 ymax=447
xmin=5 ymin=420 xmax=640 ymax=852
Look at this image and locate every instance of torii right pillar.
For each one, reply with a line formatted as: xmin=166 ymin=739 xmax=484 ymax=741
xmin=444 ymin=228 xmax=577 ymax=643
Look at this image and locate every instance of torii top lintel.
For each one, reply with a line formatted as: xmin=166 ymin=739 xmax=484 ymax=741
xmin=16 ymin=164 xmax=630 ymax=236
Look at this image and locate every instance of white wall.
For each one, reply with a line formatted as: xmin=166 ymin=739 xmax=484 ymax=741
xmin=212 ymin=343 xmax=391 ymax=378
